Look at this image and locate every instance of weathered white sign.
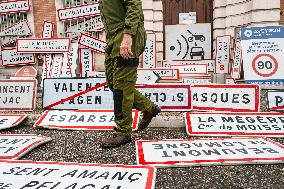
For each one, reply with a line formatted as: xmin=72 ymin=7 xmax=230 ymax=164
xmin=191 ymin=84 xmax=260 ymax=112
xmin=1 ymin=47 xmax=35 ymax=66
xmin=163 ymin=59 xmax=215 ymax=72
xmin=42 ymin=20 xmax=55 ymax=38
xmin=136 ymin=137 xmax=284 ymax=167
xmin=0 ymin=19 xmax=32 ymax=36
xmin=215 ymin=35 xmax=231 ymax=74
xmin=0 ymin=160 xmax=156 ymax=189
xmin=78 ymin=33 xmax=106 ymax=53
xmin=231 ymin=41 xmax=242 ymax=79
xmin=165 ymin=24 xmax=212 ymax=60
xmin=267 ymin=90 xmax=284 ymax=111
xmin=17 ymin=38 xmax=70 ymax=53
xmin=137 ymin=69 xmax=161 ymax=84
xmin=179 ymin=12 xmax=196 ymax=24
xmin=14 ymin=66 xmax=37 ymax=78
xmin=34 ymin=110 xmax=140 ymax=131
xmin=0 ymin=36 xmax=17 ymax=46
xmin=170 ymin=64 xmax=208 ymax=75
xmin=87 ymin=71 xmax=106 ymax=78
xmin=142 ymin=33 xmax=156 ymax=68
xmin=65 ymin=15 xmax=104 ymax=33
xmin=226 ymin=78 xmax=236 ymax=84
xmin=41 ymin=54 xmax=53 ymax=87
xmin=136 ymin=85 xmax=191 ymax=111
xmin=138 ymin=68 xmax=175 ymax=80
xmin=0 ymin=114 xmax=27 ymax=130
xmin=50 ymin=54 xmax=63 ymax=78
xmin=159 ymin=69 xmax=180 ymax=81
xmin=57 ymin=3 xmax=100 ymax=21
xmin=0 ymin=79 xmax=37 ymax=111
xmin=0 ymin=0 xmax=30 ymax=14
xmin=183 ymin=77 xmax=211 ymax=84
xmin=80 ymin=48 xmax=94 ymax=77
xmin=0 ymin=134 xmax=51 ymax=159
xmin=185 ymin=112 xmax=284 ymax=137
xmin=61 ymin=42 xmax=78 ymax=77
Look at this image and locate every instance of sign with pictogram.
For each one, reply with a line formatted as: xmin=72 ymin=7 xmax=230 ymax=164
xmin=215 ymin=35 xmax=231 ymax=74
xmin=0 ymin=0 xmax=30 ymax=14
xmin=14 ymin=66 xmax=37 ymax=78
xmin=267 ymin=90 xmax=284 ymax=111
xmin=0 ymin=114 xmax=27 ymax=130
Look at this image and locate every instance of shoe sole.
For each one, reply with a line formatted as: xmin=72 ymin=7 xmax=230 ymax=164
xmin=101 ymin=139 xmax=132 ymax=149
xmin=138 ymin=107 xmax=161 ymax=131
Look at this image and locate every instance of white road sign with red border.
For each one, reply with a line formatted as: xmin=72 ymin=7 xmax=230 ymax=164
xmin=142 ymin=33 xmax=156 ymax=68
xmin=1 ymin=47 xmax=35 ymax=66
xmin=0 ymin=19 xmax=32 ymax=36
xmin=170 ymin=64 xmax=208 ymax=75
xmin=0 ymin=114 xmax=27 ymax=130
xmin=0 ymin=0 xmax=30 ymax=14
xmin=215 ymin=35 xmax=231 ymax=74
xmin=78 ymin=33 xmax=106 ymax=53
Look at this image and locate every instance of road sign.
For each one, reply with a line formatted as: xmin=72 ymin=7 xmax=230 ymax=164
xmin=137 ymin=69 xmax=161 ymax=84
xmin=50 ymin=54 xmax=63 ymax=78
xmin=252 ymin=54 xmax=278 ymax=77
xmin=0 ymin=36 xmax=17 ymax=46
xmin=34 ymin=110 xmax=140 ymax=131
xmin=182 ymin=77 xmax=211 ymax=84
xmin=14 ymin=66 xmax=37 ymax=78
xmin=164 ymin=59 xmax=215 ymax=72
xmin=136 ymin=137 xmax=284 ymax=167
xmin=0 ymin=134 xmax=51 ymax=159
xmin=185 ymin=112 xmax=284 ymax=137
xmin=41 ymin=54 xmax=53 ymax=87
xmin=42 ymin=20 xmax=55 ymax=38
xmin=170 ymin=64 xmax=208 ymax=75
xmin=215 ymin=35 xmax=231 ymax=74
xmin=142 ymin=33 xmax=156 ymax=68
xmin=1 ymin=47 xmax=35 ymax=66
xmin=65 ymin=15 xmax=104 ymax=33
xmin=267 ymin=90 xmax=284 ymax=111
xmin=0 ymin=0 xmax=30 ymax=14
xmin=0 ymin=19 xmax=32 ymax=36
xmin=231 ymin=41 xmax=242 ymax=79
xmin=0 ymin=114 xmax=27 ymax=130
xmin=226 ymin=78 xmax=236 ymax=84
xmin=80 ymin=48 xmax=94 ymax=77
xmin=0 ymin=160 xmax=156 ymax=189
xmin=61 ymin=42 xmax=78 ymax=77
xmin=78 ymin=33 xmax=106 ymax=53
xmin=191 ymin=84 xmax=260 ymax=112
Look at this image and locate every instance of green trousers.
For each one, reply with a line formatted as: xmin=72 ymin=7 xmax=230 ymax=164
xmin=105 ymin=53 xmax=154 ymax=135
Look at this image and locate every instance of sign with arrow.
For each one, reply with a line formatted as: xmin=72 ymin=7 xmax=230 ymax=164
xmin=137 ymin=69 xmax=161 ymax=84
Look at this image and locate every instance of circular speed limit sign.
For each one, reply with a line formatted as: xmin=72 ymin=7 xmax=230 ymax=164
xmin=252 ymin=54 xmax=278 ymax=77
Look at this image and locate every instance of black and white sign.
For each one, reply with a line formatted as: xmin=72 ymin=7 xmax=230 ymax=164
xmin=136 ymin=85 xmax=191 ymax=111
xmin=185 ymin=112 xmax=284 ymax=137
xmin=215 ymin=35 xmax=231 ymax=74
xmin=79 ymin=33 xmax=106 ymax=53
xmin=267 ymin=90 xmax=284 ymax=111
xmin=17 ymin=38 xmax=70 ymax=53
xmin=138 ymin=68 xmax=175 ymax=80
xmin=136 ymin=137 xmax=284 ymax=167
xmin=137 ymin=69 xmax=161 ymax=84
xmin=226 ymin=78 xmax=236 ymax=84
xmin=0 ymin=19 xmax=32 ymax=36
xmin=163 ymin=59 xmax=214 ymax=72
xmin=231 ymin=41 xmax=242 ymax=79
xmin=62 ymin=42 xmax=78 ymax=77
xmin=0 ymin=79 xmax=37 ymax=111
xmin=191 ymin=84 xmax=260 ymax=112
xmin=50 ymin=54 xmax=63 ymax=78
xmin=142 ymin=33 xmax=156 ymax=68
xmin=183 ymin=77 xmax=211 ymax=84
xmin=58 ymin=3 xmax=100 ymax=21
xmin=65 ymin=15 xmax=104 ymax=33
xmin=41 ymin=54 xmax=53 ymax=87
xmin=34 ymin=110 xmax=140 ymax=131
xmin=170 ymin=64 xmax=208 ymax=75
xmin=1 ymin=47 xmax=35 ymax=66
xmin=80 ymin=48 xmax=94 ymax=77
xmin=0 ymin=134 xmax=51 ymax=159
xmin=0 ymin=160 xmax=156 ymax=189
xmin=87 ymin=72 xmax=106 ymax=78
xmin=0 ymin=114 xmax=27 ymax=130
xmin=159 ymin=68 xmax=180 ymax=81
xmin=42 ymin=20 xmax=55 ymax=38
xmin=0 ymin=0 xmax=30 ymax=14
xmin=179 ymin=12 xmax=196 ymax=24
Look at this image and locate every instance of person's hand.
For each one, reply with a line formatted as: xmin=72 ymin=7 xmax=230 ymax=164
xmin=120 ymin=33 xmax=133 ymax=59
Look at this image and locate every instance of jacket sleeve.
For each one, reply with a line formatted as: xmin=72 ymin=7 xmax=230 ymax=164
xmin=123 ymin=0 xmax=143 ymax=36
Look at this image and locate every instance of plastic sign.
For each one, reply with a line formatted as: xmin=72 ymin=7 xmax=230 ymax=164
xmin=0 ymin=134 xmax=51 ymax=159
xmin=66 ymin=15 xmax=104 ymax=33
xmin=80 ymin=48 xmax=94 ymax=77
xmin=215 ymin=35 xmax=231 ymax=74
xmin=231 ymin=41 xmax=242 ymax=79
xmin=0 ymin=160 xmax=156 ymax=189
xmin=142 ymin=33 xmax=156 ymax=68
xmin=0 ymin=114 xmax=27 ymax=130
xmin=1 ymin=47 xmax=35 ymax=66
xmin=0 ymin=19 xmax=32 ymax=36
xmin=136 ymin=137 xmax=284 ymax=167
xmin=191 ymin=84 xmax=260 ymax=112
xmin=170 ymin=64 xmax=208 ymax=75
xmin=137 ymin=69 xmax=161 ymax=84
xmin=163 ymin=59 xmax=214 ymax=72
xmin=183 ymin=77 xmax=211 ymax=84
xmin=0 ymin=79 xmax=37 ymax=111
xmin=42 ymin=20 xmax=55 ymax=38
xmin=267 ymin=90 xmax=284 ymax=111
xmin=34 ymin=110 xmax=140 ymax=131
xmin=78 ymin=33 xmax=106 ymax=53
xmin=136 ymin=85 xmax=191 ymax=111
xmin=15 ymin=66 xmax=37 ymax=78
xmin=57 ymin=3 xmax=100 ymax=21
xmin=0 ymin=0 xmax=30 ymax=14
xmin=17 ymin=38 xmax=70 ymax=53
xmin=185 ymin=112 xmax=284 ymax=137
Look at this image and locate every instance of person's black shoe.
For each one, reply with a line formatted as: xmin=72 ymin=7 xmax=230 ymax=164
xmin=138 ymin=104 xmax=161 ymax=131
xmin=101 ymin=134 xmax=131 ymax=149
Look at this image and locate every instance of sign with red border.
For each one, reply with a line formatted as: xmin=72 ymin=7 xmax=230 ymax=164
xmin=0 ymin=79 xmax=37 ymax=111
xmin=65 ymin=15 xmax=104 ymax=33
xmin=17 ymin=38 xmax=70 ymax=53
xmin=137 ymin=69 xmax=161 ymax=84
xmin=159 ymin=69 xmax=180 ymax=81
xmin=252 ymin=54 xmax=278 ymax=77
xmin=0 ymin=134 xmax=51 ymax=159
xmin=267 ymin=90 xmax=284 ymax=111
xmin=138 ymin=68 xmax=175 ymax=80
xmin=15 ymin=66 xmax=37 ymax=78
xmin=42 ymin=20 xmax=55 ymax=38
xmin=170 ymin=64 xmax=208 ymax=75
xmin=1 ymin=47 xmax=35 ymax=66
xmin=142 ymin=33 xmax=156 ymax=68
xmin=50 ymin=54 xmax=63 ymax=78
xmin=215 ymin=35 xmax=231 ymax=74
xmin=191 ymin=84 xmax=260 ymax=112
xmin=61 ymin=42 xmax=78 ymax=77
xmin=0 ymin=19 xmax=32 ymax=36
xmin=34 ymin=110 xmax=140 ymax=131
xmin=183 ymin=77 xmax=211 ymax=84
xmin=0 ymin=114 xmax=27 ymax=130
xmin=0 ymin=0 xmax=30 ymax=14
xmin=0 ymin=36 xmax=17 ymax=46
xmin=185 ymin=112 xmax=284 ymax=137
xmin=80 ymin=48 xmax=94 ymax=77
xmin=0 ymin=160 xmax=156 ymax=189
xmin=78 ymin=33 xmax=106 ymax=53
xmin=41 ymin=54 xmax=53 ymax=87
xmin=231 ymin=41 xmax=242 ymax=79
xmin=164 ymin=59 xmax=215 ymax=72
xmin=136 ymin=137 xmax=284 ymax=167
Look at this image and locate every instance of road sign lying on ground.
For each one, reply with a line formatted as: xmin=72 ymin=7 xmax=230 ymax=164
xmin=267 ymin=90 xmax=284 ymax=111
xmin=191 ymin=84 xmax=260 ymax=112
xmin=1 ymin=47 xmax=35 ymax=66
xmin=185 ymin=112 xmax=284 ymax=137
xmin=170 ymin=64 xmax=208 ymax=75
xmin=136 ymin=137 xmax=284 ymax=167
xmin=0 ymin=79 xmax=37 ymax=111
xmin=0 ymin=19 xmax=32 ymax=36
xmin=0 ymin=0 xmax=30 ymax=14
xmin=34 ymin=110 xmax=140 ymax=131
xmin=0 ymin=160 xmax=156 ymax=189
xmin=0 ymin=114 xmax=27 ymax=130
xmin=0 ymin=134 xmax=51 ymax=159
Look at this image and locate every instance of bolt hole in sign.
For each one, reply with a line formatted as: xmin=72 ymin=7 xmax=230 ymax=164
xmin=136 ymin=137 xmax=284 ymax=167
xmin=191 ymin=84 xmax=260 ymax=112
xmin=185 ymin=112 xmax=284 ymax=137
xmin=0 ymin=134 xmax=51 ymax=159
xmin=0 ymin=160 xmax=156 ymax=189
xmin=0 ymin=114 xmax=27 ymax=130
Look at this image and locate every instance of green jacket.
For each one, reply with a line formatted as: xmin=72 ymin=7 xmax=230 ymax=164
xmin=100 ymin=0 xmax=146 ymax=58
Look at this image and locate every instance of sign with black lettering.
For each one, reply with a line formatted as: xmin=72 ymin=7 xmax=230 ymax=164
xmin=0 ymin=36 xmax=17 ymax=46
xmin=17 ymin=38 xmax=70 ymax=53
xmin=42 ymin=20 xmax=55 ymax=38
xmin=183 ymin=77 xmax=211 ymax=84
xmin=191 ymin=84 xmax=260 ymax=112
xmin=41 ymin=54 xmax=53 ymax=87
xmin=0 ymin=114 xmax=27 ymax=130
xmin=142 ymin=33 xmax=156 ymax=68
xmin=57 ymin=3 xmax=100 ymax=21
xmin=50 ymin=54 xmax=63 ymax=78
xmin=61 ymin=42 xmax=78 ymax=77
xmin=170 ymin=64 xmax=208 ymax=75
xmin=0 ymin=19 xmax=32 ymax=36
xmin=137 ymin=69 xmax=161 ymax=84
xmin=136 ymin=137 xmax=284 ymax=167
xmin=185 ymin=112 xmax=284 ymax=137
xmin=164 ymin=59 xmax=215 ymax=72
xmin=267 ymin=90 xmax=284 ymax=111
xmin=136 ymin=85 xmax=191 ymax=111
xmin=0 ymin=80 xmax=37 ymax=111
xmin=159 ymin=69 xmax=180 ymax=81
xmin=1 ymin=47 xmax=35 ymax=66
xmin=34 ymin=110 xmax=140 ymax=131
xmin=78 ymin=33 xmax=106 ymax=53
xmin=226 ymin=78 xmax=236 ymax=84
xmin=215 ymin=35 xmax=231 ymax=74
xmin=231 ymin=41 xmax=242 ymax=79
xmin=0 ymin=160 xmax=156 ymax=189
xmin=80 ymin=48 xmax=94 ymax=77
xmin=0 ymin=0 xmax=30 ymax=14
xmin=65 ymin=16 xmax=104 ymax=33
xmin=138 ymin=68 xmax=176 ymax=80
xmin=0 ymin=134 xmax=51 ymax=159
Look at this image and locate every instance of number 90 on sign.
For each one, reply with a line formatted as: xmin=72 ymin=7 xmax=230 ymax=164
xmin=252 ymin=54 xmax=278 ymax=77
